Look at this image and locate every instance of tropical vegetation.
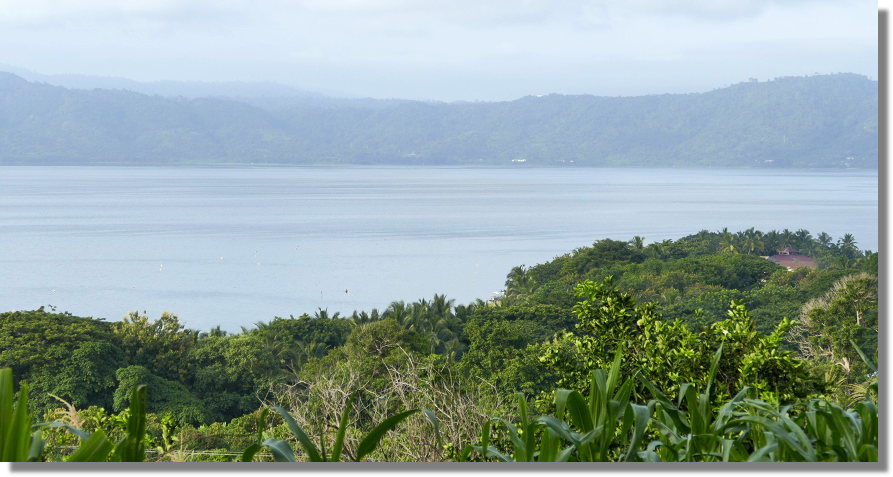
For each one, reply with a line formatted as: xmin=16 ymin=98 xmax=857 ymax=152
xmin=0 ymin=228 xmax=878 ymax=462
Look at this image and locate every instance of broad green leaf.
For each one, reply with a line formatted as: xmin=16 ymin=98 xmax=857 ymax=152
xmin=262 ymin=438 xmax=296 ymax=462
xmin=706 ymin=343 xmax=723 ymax=394
xmin=850 ymin=339 xmax=877 ymax=373
xmin=0 ymin=369 xmax=12 ymax=461
xmin=42 ymin=421 xmax=90 ymax=441
xmin=66 ymin=429 xmax=113 ymax=462
xmin=270 ymin=406 xmax=322 ymax=462
xmin=26 ymin=430 xmax=44 ymax=462
xmin=622 ymin=403 xmax=651 ymax=462
xmin=330 ymin=395 xmax=353 ymax=462
xmin=537 ymin=416 xmax=582 ymax=447
xmin=495 ymin=418 xmax=524 ymax=461
xmin=355 ymin=409 xmax=419 ymax=462
xmin=422 ymin=409 xmax=442 ymax=450
xmin=747 ymin=442 xmax=777 ymax=462
xmin=564 ymin=391 xmax=594 ymax=433
xmin=112 ymin=384 xmax=147 ymax=462
xmin=3 ymin=383 xmax=30 ymax=461
xmin=731 ymin=415 xmax=815 ymax=461
xmin=240 ymin=443 xmax=263 ymax=462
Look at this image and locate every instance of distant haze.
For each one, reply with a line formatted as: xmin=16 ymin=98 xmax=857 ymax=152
xmin=0 ymin=72 xmax=877 ymax=168
xmin=0 ymin=0 xmax=877 ymax=101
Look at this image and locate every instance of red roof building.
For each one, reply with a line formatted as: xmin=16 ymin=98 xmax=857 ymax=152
xmin=767 ymin=249 xmax=817 ymax=270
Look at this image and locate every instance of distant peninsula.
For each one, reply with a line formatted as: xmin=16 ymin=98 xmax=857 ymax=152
xmin=0 ymin=72 xmax=876 ymax=168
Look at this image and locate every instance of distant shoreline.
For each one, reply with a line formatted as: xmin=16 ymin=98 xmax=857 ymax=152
xmin=0 ymin=72 xmax=877 ymax=169
xmin=0 ymin=162 xmax=878 ymax=171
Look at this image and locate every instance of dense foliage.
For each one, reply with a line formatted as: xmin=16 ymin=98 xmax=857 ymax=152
xmin=0 ymin=228 xmax=878 ymax=462
xmin=0 ymin=72 xmax=877 ymax=168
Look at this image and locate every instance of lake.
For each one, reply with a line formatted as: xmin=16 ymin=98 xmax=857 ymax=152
xmin=0 ymin=166 xmax=878 ymax=332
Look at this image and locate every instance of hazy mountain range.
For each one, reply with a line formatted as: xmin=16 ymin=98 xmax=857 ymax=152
xmin=0 ymin=72 xmax=876 ymax=168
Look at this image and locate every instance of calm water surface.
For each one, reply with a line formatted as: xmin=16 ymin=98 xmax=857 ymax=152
xmin=0 ymin=166 xmax=878 ymax=331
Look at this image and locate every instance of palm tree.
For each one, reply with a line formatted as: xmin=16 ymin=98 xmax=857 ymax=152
xmin=780 ymin=228 xmax=794 ymax=248
xmin=504 ymin=265 xmax=536 ymax=301
xmin=794 ymin=228 xmax=812 ymax=244
xmin=791 ymin=229 xmax=813 ymax=254
xmin=838 ymin=233 xmax=860 ymax=259
xmin=629 ymin=236 xmax=645 ymax=251
xmin=718 ymin=228 xmax=737 ymax=254
xmin=763 ymin=230 xmax=782 ymax=253
xmin=313 ymin=308 xmax=340 ymax=320
xmin=838 ymin=233 xmax=858 ymax=249
xmin=645 ymin=239 xmax=672 ymax=260
xmin=407 ymin=300 xmax=432 ymax=334
xmin=199 ymin=325 xmax=228 ymax=338
xmin=817 ymin=232 xmax=833 ymax=249
xmin=349 ymin=310 xmax=380 ymax=325
xmin=280 ymin=341 xmax=331 ymax=379
xmin=429 ymin=294 xmax=455 ymax=319
xmin=738 ymin=227 xmax=764 ymax=255
xmin=383 ymin=301 xmax=409 ymax=326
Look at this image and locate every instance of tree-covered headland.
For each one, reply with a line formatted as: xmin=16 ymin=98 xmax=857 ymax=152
xmin=0 ymin=228 xmax=878 ymax=462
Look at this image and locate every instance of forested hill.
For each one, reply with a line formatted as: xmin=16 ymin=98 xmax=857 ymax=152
xmin=0 ymin=72 xmax=876 ymax=168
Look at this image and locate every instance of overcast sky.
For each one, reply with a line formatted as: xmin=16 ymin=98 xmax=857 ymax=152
xmin=0 ymin=0 xmax=878 ymax=101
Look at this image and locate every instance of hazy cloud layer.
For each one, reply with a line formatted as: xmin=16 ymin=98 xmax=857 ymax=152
xmin=0 ymin=0 xmax=877 ymax=100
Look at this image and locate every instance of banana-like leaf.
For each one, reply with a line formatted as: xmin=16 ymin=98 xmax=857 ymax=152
xmin=555 ymin=444 xmax=577 ymax=462
xmin=850 ymin=339 xmax=877 ymax=373
xmin=270 ymin=406 xmax=323 ymax=462
xmin=714 ymin=387 xmax=748 ymax=431
xmin=537 ymin=416 xmax=580 ymax=447
xmin=639 ymin=376 xmax=689 ymax=434
xmin=622 ymin=403 xmax=651 ymax=462
xmin=639 ymin=440 xmax=664 ymax=462
xmin=458 ymin=444 xmax=476 ymax=462
xmin=112 ymin=385 xmax=147 ymax=462
xmin=262 ymin=438 xmax=297 ymax=462
xmin=330 ymin=395 xmax=354 ymax=462
xmin=26 ymin=430 xmax=44 ymax=462
xmin=477 ymin=418 xmax=492 ymax=460
xmin=747 ymin=442 xmax=777 ymax=462
xmin=66 ymin=429 xmax=113 ymax=462
xmin=2 ymin=381 xmax=31 ymax=462
xmin=482 ymin=445 xmax=513 ymax=462
xmin=606 ymin=346 xmax=624 ymax=396
xmin=240 ymin=443 xmax=263 ymax=462
xmin=563 ymin=391 xmax=594 ymax=433
xmin=730 ymin=415 xmax=815 ymax=461
xmin=537 ymin=427 xmax=560 ymax=462
xmin=706 ymin=343 xmax=723 ymax=394
xmin=354 ymin=408 xmax=419 ymax=461
xmin=42 ymin=421 xmax=90 ymax=441
xmin=0 ymin=368 xmax=13 ymax=460
xmin=858 ymin=444 xmax=878 ymax=462
xmin=495 ymin=418 xmax=524 ymax=461
xmin=684 ymin=385 xmax=706 ymax=436
xmin=422 ymin=409 xmax=442 ymax=450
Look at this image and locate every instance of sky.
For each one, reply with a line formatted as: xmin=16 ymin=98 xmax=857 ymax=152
xmin=0 ymin=0 xmax=878 ymax=101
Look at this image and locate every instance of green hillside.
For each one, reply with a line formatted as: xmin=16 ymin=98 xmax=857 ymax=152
xmin=0 ymin=73 xmax=876 ymax=167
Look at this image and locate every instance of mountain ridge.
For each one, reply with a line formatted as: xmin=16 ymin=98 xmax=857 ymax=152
xmin=0 ymin=72 xmax=877 ymax=168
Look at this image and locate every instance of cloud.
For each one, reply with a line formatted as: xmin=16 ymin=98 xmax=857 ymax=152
xmin=0 ymin=0 xmax=859 ymax=30
xmin=0 ymin=0 xmax=875 ymax=100
xmin=0 ymin=0 xmax=244 ymax=27
xmin=618 ymin=0 xmax=858 ymax=22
